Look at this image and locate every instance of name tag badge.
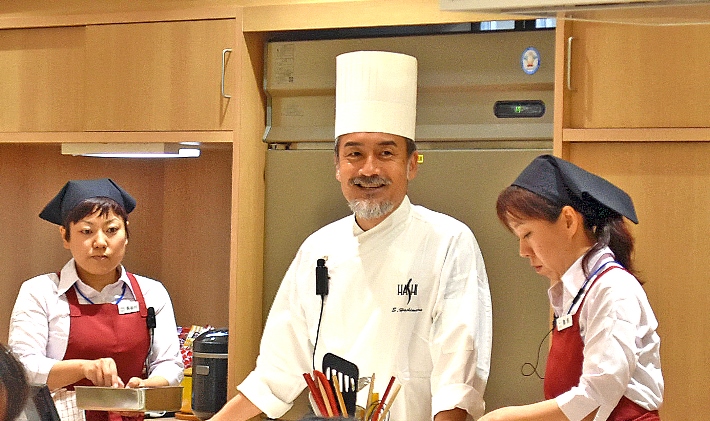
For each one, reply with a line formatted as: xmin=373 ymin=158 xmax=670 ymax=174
xmin=118 ymin=301 xmax=140 ymax=315
xmin=556 ymin=314 xmax=573 ymax=331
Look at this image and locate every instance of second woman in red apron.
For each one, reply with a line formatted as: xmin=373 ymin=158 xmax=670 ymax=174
xmin=9 ymin=179 xmax=184 ymax=421
xmin=480 ymin=155 xmax=663 ymax=421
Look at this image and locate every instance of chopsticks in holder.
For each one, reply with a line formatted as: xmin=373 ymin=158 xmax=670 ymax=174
xmin=303 ymin=373 xmax=328 ymax=416
xmin=331 ymin=375 xmax=349 ymax=417
xmin=314 ymin=369 xmax=340 ymax=417
xmin=366 ymin=373 xmax=376 ymax=411
xmin=317 ymin=377 xmax=334 ymax=416
xmin=378 ymin=384 xmax=401 ymax=421
xmin=372 ymin=376 xmax=396 ymax=421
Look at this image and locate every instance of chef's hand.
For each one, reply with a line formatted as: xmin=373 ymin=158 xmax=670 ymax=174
xmin=83 ymin=357 xmax=124 ymax=388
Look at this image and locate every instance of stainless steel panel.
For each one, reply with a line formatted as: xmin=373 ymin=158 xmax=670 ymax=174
xmin=75 ymin=386 xmax=182 ymax=412
xmin=264 ymin=30 xmax=555 ymax=143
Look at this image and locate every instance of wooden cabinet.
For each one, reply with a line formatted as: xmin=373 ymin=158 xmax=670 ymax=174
xmin=554 ymin=6 xmax=710 ymax=419
xmin=85 ymin=19 xmax=236 ymax=131
xmin=0 ymin=18 xmax=235 ymax=134
xmin=0 ymin=6 xmax=267 ymax=403
xmin=0 ymin=26 xmax=85 ymax=132
xmin=561 ymin=19 xmax=710 ymax=129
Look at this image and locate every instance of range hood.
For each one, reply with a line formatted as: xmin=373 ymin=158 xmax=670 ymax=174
xmin=439 ymin=0 xmax=708 ymax=15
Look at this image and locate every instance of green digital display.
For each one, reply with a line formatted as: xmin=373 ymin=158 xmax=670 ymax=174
xmin=494 ymin=100 xmax=546 ymax=118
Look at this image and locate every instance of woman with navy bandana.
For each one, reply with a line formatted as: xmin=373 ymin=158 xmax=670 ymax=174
xmin=9 ymin=179 xmax=183 ymax=421
xmin=481 ymin=155 xmax=663 ymax=421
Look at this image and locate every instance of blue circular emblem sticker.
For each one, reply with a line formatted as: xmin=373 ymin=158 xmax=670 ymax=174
xmin=521 ymin=47 xmax=540 ymax=75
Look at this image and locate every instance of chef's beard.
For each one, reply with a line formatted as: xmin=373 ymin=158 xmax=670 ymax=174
xmin=347 ymin=175 xmax=394 ymax=220
xmin=348 ymin=199 xmax=395 ymax=220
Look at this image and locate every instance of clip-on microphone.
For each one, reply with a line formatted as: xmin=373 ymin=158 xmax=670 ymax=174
xmin=316 ymin=258 xmax=329 ymax=296
xmin=146 ymin=307 xmax=157 ymax=329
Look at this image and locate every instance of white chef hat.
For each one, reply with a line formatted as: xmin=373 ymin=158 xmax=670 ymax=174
xmin=335 ymin=50 xmax=418 ymax=140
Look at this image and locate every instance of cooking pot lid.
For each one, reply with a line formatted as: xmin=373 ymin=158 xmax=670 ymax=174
xmin=193 ymin=328 xmax=229 ymax=353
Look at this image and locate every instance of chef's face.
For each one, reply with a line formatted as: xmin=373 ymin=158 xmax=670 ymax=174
xmin=336 ymin=132 xmax=418 ymax=230
xmin=60 ymin=209 xmax=128 ymax=286
xmin=508 ymin=211 xmax=575 ymax=282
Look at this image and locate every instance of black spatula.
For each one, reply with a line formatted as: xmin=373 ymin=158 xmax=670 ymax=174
xmin=323 ymin=353 xmax=359 ymax=417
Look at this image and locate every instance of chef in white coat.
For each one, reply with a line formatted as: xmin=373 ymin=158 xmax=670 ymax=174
xmin=210 ymin=50 xmax=492 ymax=421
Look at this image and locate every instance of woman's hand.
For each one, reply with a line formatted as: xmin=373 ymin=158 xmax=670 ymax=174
xmin=477 ymin=400 xmax=573 ymax=421
xmin=478 ymin=407 xmax=515 ymax=421
xmin=124 ymin=377 xmax=146 ymax=388
xmin=82 ymin=357 xmax=124 ymax=388
xmin=126 ymin=375 xmax=169 ymax=389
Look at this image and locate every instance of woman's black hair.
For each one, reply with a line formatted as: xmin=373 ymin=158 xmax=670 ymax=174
xmin=61 ymin=197 xmax=130 ymax=241
xmin=0 ymin=343 xmax=29 ymax=421
xmin=496 ymin=185 xmax=638 ymax=280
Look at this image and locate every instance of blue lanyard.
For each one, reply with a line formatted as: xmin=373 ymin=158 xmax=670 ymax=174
xmin=565 ymin=260 xmax=618 ymax=315
xmin=74 ymin=282 xmax=127 ymax=305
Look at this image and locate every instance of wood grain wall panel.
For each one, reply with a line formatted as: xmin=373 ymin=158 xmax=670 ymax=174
xmin=162 ymin=146 xmax=232 ymax=329
xmin=227 ymin=27 xmax=268 ymax=399
xmin=568 ymin=141 xmax=710 ymax=419
xmin=0 ymin=143 xmax=232 ymax=342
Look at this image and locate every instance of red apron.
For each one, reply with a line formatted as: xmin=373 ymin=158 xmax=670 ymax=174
xmin=64 ymin=272 xmax=150 ymax=421
xmin=544 ymin=266 xmax=660 ymax=421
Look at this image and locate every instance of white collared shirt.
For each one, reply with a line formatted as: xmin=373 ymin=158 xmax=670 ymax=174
xmin=9 ymin=259 xmax=184 ymax=387
xmin=549 ymin=247 xmax=663 ymax=421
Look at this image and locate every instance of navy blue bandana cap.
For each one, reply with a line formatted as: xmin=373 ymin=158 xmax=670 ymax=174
xmin=39 ymin=178 xmax=136 ymax=225
xmin=512 ymin=155 xmax=638 ymax=224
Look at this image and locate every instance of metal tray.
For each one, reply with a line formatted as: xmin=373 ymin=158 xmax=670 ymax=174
xmin=75 ymin=386 xmax=183 ymax=412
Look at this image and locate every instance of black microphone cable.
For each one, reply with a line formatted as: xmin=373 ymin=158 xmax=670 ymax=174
xmin=312 ymin=258 xmax=329 ymax=371
xmin=521 ymin=326 xmax=553 ymax=380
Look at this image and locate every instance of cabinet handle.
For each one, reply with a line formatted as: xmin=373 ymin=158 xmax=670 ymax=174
xmin=222 ymin=48 xmax=232 ymax=99
xmin=566 ymin=36 xmax=575 ymax=91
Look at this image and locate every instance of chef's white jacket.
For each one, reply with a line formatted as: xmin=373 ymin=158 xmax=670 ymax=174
xmin=239 ymin=196 xmax=492 ymax=421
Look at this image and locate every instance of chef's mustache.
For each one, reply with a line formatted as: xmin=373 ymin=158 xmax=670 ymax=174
xmin=349 ymin=175 xmax=391 ymax=188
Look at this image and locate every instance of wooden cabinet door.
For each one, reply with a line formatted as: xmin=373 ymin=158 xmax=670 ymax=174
xmin=85 ymin=19 xmax=235 ymax=131
xmin=0 ymin=26 xmax=85 ymax=132
xmin=563 ymin=19 xmax=710 ymax=129
xmin=554 ymin=11 xmax=710 ymax=420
